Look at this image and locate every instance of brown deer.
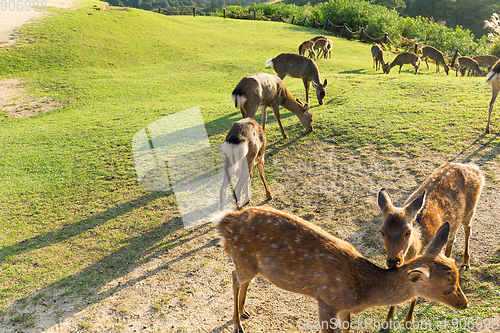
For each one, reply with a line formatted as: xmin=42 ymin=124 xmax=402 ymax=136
xmin=473 ymin=55 xmax=499 ymax=72
xmin=371 ymin=44 xmax=388 ymax=73
xmin=421 ymin=46 xmax=449 ymax=75
xmin=456 ymin=56 xmax=483 ymax=77
xmin=377 ymin=162 xmax=483 ymax=330
xmin=298 ymin=40 xmax=315 ymax=59
xmin=266 ymin=53 xmax=328 ymax=105
xmin=322 ymin=39 xmax=333 ymax=59
xmin=232 ymin=73 xmax=313 ymax=139
xmin=214 ymin=207 xmax=468 ymax=333
xmin=486 ymin=60 xmax=500 ymax=133
xmin=385 ymin=52 xmax=421 ymax=75
xmin=313 ymin=37 xmax=328 ymax=59
xmin=219 ymin=118 xmax=271 ymax=211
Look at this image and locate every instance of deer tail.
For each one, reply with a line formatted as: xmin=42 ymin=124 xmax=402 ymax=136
xmin=231 ymin=90 xmax=247 ymax=110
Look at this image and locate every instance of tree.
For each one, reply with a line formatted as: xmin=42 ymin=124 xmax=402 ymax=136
xmin=372 ymin=0 xmax=406 ymax=14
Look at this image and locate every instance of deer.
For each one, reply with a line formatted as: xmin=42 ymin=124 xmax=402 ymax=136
xmin=322 ymin=38 xmax=333 ymax=59
xmin=312 ymin=37 xmax=329 ymax=59
xmin=486 ymin=60 xmax=500 ymax=133
xmin=377 ymin=162 xmax=483 ymax=331
xmin=213 ymin=206 xmax=468 ymax=333
xmin=385 ymin=52 xmax=420 ymax=75
xmin=473 ymin=55 xmax=499 ymax=72
xmin=298 ymin=40 xmax=315 ymax=59
xmin=266 ymin=53 xmax=328 ymax=105
xmin=371 ymin=44 xmax=387 ymax=73
xmin=421 ymin=46 xmax=449 ymax=75
xmin=456 ymin=56 xmax=483 ymax=77
xmin=232 ymin=72 xmax=313 ymax=139
xmin=219 ymin=118 xmax=272 ymax=211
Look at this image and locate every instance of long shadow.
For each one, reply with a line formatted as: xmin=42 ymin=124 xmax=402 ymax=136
xmin=453 ymin=132 xmax=500 ymax=165
xmin=0 ymin=191 xmax=171 ymax=264
xmin=4 ymin=213 xmax=217 ymax=331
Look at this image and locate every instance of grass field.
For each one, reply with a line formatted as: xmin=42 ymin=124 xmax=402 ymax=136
xmin=0 ymin=1 xmax=499 ymax=332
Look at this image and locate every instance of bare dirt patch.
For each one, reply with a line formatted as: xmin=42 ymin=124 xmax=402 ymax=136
xmin=0 ymin=78 xmax=62 ymax=118
xmin=0 ymin=141 xmax=498 ymax=333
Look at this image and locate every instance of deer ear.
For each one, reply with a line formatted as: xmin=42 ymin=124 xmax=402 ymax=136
xmin=378 ymin=188 xmax=392 ymax=213
xmin=425 ymin=222 xmax=450 ymax=256
xmin=323 ymin=79 xmax=328 ymax=87
xmin=311 ymin=81 xmax=318 ymax=88
xmin=296 ymin=99 xmax=304 ymax=106
xmin=408 ymin=265 xmax=430 ymax=282
xmin=404 ymin=191 xmax=425 ymax=222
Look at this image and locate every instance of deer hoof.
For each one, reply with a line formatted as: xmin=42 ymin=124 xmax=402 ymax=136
xmin=378 ymin=328 xmax=391 ymax=333
xmin=235 ymin=327 xmax=245 ymax=333
xmin=241 ymin=310 xmax=251 ymax=319
xmin=460 ymin=264 xmax=470 ymax=272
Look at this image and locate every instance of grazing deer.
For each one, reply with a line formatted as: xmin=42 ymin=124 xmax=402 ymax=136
xmin=266 ymin=53 xmax=328 ymax=105
xmin=386 ymin=52 xmax=420 ymax=75
xmin=219 ymin=118 xmax=272 ymax=211
xmin=456 ymin=56 xmax=483 ymax=77
xmin=473 ymin=55 xmax=499 ymax=72
xmin=486 ymin=60 xmax=500 ymax=133
xmin=313 ymin=37 xmax=328 ymax=59
xmin=322 ymin=39 xmax=333 ymax=59
xmin=214 ymin=207 xmax=468 ymax=333
xmin=298 ymin=40 xmax=315 ymax=59
xmin=371 ymin=44 xmax=388 ymax=73
xmin=232 ymin=72 xmax=313 ymax=139
xmin=377 ymin=162 xmax=483 ymax=330
xmin=421 ymin=46 xmax=449 ymax=75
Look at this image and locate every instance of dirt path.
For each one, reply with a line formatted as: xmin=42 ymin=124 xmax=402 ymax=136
xmin=0 ymin=0 xmax=77 ymax=46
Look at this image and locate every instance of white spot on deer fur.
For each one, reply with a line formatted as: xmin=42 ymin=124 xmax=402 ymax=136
xmin=291 ymin=250 xmax=295 ymax=255
xmin=240 ymin=245 xmax=245 ymax=251
xmin=234 ymin=236 xmax=239 ymax=241
xmin=336 ymin=277 xmax=342 ymax=282
xmin=295 ymin=237 xmax=301 ymax=242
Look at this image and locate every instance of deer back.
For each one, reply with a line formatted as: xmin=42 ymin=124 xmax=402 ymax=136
xmin=224 ymin=117 xmax=266 ymax=168
xmin=473 ymin=55 xmax=499 ymax=69
xmin=378 ymin=162 xmax=483 ymax=268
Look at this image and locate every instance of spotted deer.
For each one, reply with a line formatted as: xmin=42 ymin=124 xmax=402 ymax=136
xmin=377 ymin=162 xmax=483 ymax=331
xmin=371 ymin=44 xmax=388 ymax=73
xmin=385 ymin=52 xmax=421 ymax=75
xmin=232 ymin=72 xmax=313 ymax=139
xmin=266 ymin=53 xmax=328 ymax=105
xmin=486 ymin=60 xmax=500 ymax=133
xmin=219 ymin=118 xmax=272 ymax=211
xmin=473 ymin=55 xmax=499 ymax=72
xmin=421 ymin=46 xmax=449 ymax=75
xmin=456 ymin=56 xmax=483 ymax=77
xmin=298 ymin=40 xmax=315 ymax=59
xmin=214 ymin=207 xmax=468 ymax=333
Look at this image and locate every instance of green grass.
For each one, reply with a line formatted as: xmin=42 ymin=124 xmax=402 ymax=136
xmin=0 ymin=1 xmax=499 ymax=331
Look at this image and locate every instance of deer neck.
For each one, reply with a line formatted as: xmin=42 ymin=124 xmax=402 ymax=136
xmin=281 ymin=96 xmax=304 ymax=116
xmin=353 ymin=258 xmax=418 ymax=308
xmin=406 ymin=224 xmax=423 ymax=260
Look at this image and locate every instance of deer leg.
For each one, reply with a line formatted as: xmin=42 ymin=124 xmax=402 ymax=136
xmin=425 ymin=58 xmax=429 ymax=69
xmin=399 ymin=65 xmax=402 ymax=74
xmin=317 ymin=300 xmax=338 ymax=333
xmin=413 ymin=63 xmax=418 ymax=75
xmin=272 ymin=105 xmax=288 ymax=139
xmin=487 ymin=86 xmax=499 ymax=133
xmin=303 ymin=79 xmax=310 ymax=103
xmin=379 ymin=306 xmax=395 ymax=333
xmin=257 ymin=162 xmax=272 ymax=200
xmin=462 ymin=224 xmax=471 ymax=270
xmin=261 ymin=106 xmax=267 ymax=130
xmin=219 ymin=160 xmax=232 ymax=211
xmin=404 ymin=298 xmax=418 ymax=328
xmin=232 ymin=270 xmax=245 ymax=333
xmin=340 ymin=313 xmax=351 ymax=333
xmin=238 ymin=280 xmax=252 ymax=320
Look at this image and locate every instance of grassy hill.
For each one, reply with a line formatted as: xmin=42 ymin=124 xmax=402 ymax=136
xmin=0 ymin=1 xmax=499 ymax=331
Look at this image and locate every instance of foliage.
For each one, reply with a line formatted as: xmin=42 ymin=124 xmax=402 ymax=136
xmin=371 ymin=0 xmax=406 ymax=14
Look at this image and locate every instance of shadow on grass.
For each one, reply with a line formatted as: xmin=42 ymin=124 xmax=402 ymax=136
xmin=453 ymin=132 xmax=500 ymax=165
xmin=0 ymin=191 xmax=172 ymax=265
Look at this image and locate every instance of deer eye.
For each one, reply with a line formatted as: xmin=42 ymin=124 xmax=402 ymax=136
xmin=380 ymin=230 xmax=386 ymax=238
xmin=405 ymin=231 xmax=411 ymax=238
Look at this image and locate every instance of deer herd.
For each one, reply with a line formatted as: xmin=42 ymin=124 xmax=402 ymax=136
xmin=214 ymin=34 xmax=491 ymax=333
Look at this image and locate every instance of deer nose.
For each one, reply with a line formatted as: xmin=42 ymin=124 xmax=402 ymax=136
xmin=387 ymin=260 xmax=400 ymax=269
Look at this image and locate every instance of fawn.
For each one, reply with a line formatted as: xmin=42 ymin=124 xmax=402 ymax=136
xmin=219 ymin=118 xmax=272 ymax=211
xmin=214 ymin=206 xmax=468 ymax=333
xmin=377 ymin=162 xmax=483 ymax=330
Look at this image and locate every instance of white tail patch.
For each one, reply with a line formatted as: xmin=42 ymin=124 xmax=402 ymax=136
xmin=265 ymin=58 xmax=274 ymax=69
xmin=487 ymin=70 xmax=499 ymax=83
xmin=211 ymin=209 xmax=232 ymax=226
xmin=222 ymin=141 xmax=248 ymax=178
xmin=231 ymin=94 xmax=248 ymax=110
